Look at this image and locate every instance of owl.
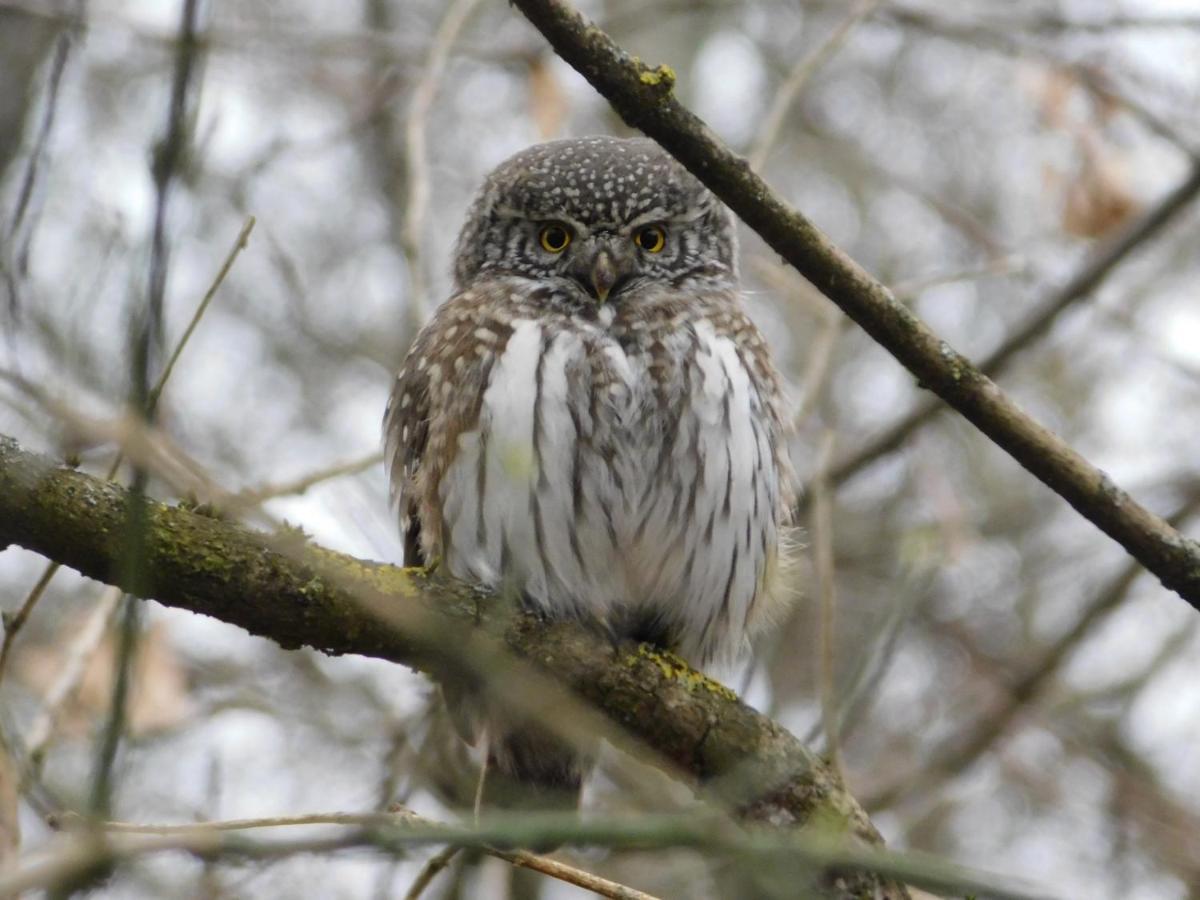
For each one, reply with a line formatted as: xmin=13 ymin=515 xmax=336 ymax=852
xmin=384 ymin=136 xmax=795 ymax=810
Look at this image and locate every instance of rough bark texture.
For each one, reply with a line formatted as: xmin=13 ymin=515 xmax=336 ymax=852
xmin=508 ymin=0 xmax=1200 ymax=612
xmin=0 ymin=434 xmax=908 ymax=898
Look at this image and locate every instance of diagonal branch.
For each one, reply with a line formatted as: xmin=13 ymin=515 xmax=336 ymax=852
xmin=508 ymin=0 xmax=1200 ymax=613
xmin=0 ymin=433 xmax=907 ymax=899
xmin=824 ymin=163 xmax=1200 ymax=494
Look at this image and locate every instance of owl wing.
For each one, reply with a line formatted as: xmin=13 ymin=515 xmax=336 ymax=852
xmin=384 ymin=286 xmax=512 ymax=568
xmin=384 ymin=286 xmax=515 ymax=748
xmin=383 ymin=335 xmax=433 ymax=567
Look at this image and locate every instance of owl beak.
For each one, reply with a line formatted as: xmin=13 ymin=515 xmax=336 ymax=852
xmin=570 ymin=243 xmax=632 ymax=304
xmin=589 ymin=250 xmax=618 ymax=304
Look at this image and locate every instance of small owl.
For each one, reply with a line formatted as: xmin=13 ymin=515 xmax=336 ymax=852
xmin=384 ymin=136 xmax=795 ymax=809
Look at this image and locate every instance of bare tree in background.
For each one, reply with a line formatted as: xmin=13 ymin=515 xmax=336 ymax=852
xmin=1 ymin=1 xmax=1199 ymax=898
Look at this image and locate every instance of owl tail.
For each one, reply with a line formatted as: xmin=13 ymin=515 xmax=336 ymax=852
xmin=441 ymin=682 xmax=588 ymax=817
xmin=478 ymin=723 xmax=587 ymax=815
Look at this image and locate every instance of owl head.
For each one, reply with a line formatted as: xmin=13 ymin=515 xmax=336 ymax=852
xmin=452 ymin=136 xmax=737 ymax=307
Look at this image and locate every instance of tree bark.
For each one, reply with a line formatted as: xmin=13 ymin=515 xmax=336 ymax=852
xmin=0 ymin=434 xmax=909 ymax=898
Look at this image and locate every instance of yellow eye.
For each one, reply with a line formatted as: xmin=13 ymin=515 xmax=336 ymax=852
xmin=538 ymin=223 xmax=572 ymax=253
xmin=634 ymin=225 xmax=666 ymax=253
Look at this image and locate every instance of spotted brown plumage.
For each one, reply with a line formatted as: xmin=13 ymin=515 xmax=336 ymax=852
xmin=384 ymin=136 xmax=796 ymax=810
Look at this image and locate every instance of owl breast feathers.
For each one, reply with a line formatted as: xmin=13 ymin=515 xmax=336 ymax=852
xmin=385 ymin=136 xmax=795 ymax=666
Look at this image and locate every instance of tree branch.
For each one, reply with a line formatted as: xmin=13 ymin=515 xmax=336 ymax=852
xmin=822 ymin=162 xmax=1200 ymax=496
xmin=0 ymin=434 xmax=906 ymax=898
xmin=508 ymin=0 xmax=1200 ymax=613
xmin=3 ymin=807 xmax=1046 ymax=900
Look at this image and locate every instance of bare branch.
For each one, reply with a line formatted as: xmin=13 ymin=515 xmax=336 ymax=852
xmin=57 ymin=806 xmax=661 ymax=899
xmin=10 ymin=807 xmax=1048 ymax=900
xmin=825 ymin=162 xmax=1200 ymax=493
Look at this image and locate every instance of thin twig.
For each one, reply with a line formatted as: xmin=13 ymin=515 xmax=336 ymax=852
xmin=400 ymin=0 xmax=483 ymax=331
xmin=402 ymin=805 xmax=666 ymax=900
xmin=26 ymin=586 xmax=124 ymax=771
xmin=490 ymin=846 xmax=660 ymax=900
xmin=810 ymin=430 xmax=842 ymax=777
xmin=0 ymin=561 xmax=60 ymax=682
xmin=792 ymin=314 xmax=846 ymax=426
xmin=1005 ymin=11 xmax=1200 ymax=32
xmin=64 ymin=809 xmax=660 ymax=900
xmin=0 ymin=375 xmax=266 ymax=517
xmin=748 ymin=0 xmax=885 ymax=170
xmin=3 ymin=0 xmax=80 ymax=319
xmin=404 ymin=845 xmax=460 ymax=900
xmin=33 ymin=807 xmax=1046 ymax=900
xmin=889 ymin=256 xmax=1028 ymax=302
xmin=149 ymin=215 xmax=256 ymax=410
xmin=229 ymin=450 xmax=382 ymax=507
xmin=87 ymin=596 xmax=138 ymax=817
xmin=57 ymin=810 xmax=395 ymax=834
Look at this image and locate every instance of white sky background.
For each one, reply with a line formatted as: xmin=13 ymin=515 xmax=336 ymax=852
xmin=1 ymin=0 xmax=1200 ymax=897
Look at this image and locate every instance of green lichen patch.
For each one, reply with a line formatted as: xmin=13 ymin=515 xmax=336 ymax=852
xmin=798 ymin=796 xmax=857 ymax=839
xmin=630 ymin=644 xmax=739 ymax=702
xmin=636 ymin=63 xmax=675 ymax=90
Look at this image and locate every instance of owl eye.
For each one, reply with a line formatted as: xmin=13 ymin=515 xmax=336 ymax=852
xmin=634 ymin=225 xmax=666 ymax=253
xmin=538 ymin=223 xmax=572 ymax=253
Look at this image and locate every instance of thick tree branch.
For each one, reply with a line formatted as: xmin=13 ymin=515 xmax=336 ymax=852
xmin=508 ymin=0 xmax=1200 ymax=613
xmin=0 ymin=435 xmax=908 ymax=898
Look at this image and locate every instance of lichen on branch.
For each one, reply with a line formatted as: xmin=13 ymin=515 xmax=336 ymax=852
xmin=0 ymin=433 xmax=906 ymax=898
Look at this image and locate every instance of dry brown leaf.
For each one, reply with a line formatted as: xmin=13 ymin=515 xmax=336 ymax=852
xmin=1029 ymin=67 xmax=1140 ymax=238
xmin=17 ymin=618 xmax=193 ymax=740
xmin=1036 ymin=68 xmax=1077 ymax=128
xmin=1062 ymin=135 xmax=1138 ymax=239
